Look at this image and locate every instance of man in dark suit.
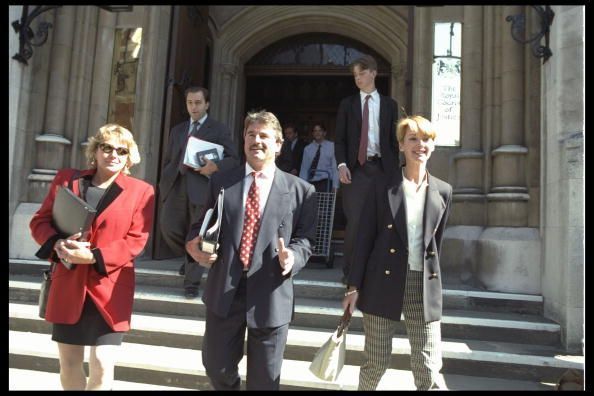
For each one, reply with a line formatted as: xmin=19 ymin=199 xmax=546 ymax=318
xmin=334 ymin=55 xmax=399 ymax=283
xmin=159 ymin=86 xmax=239 ymax=298
xmin=185 ymin=110 xmax=317 ymax=390
xmin=275 ymin=123 xmax=306 ymax=175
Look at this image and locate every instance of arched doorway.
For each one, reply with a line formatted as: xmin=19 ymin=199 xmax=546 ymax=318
xmin=243 ymin=33 xmax=391 ymax=232
xmin=244 ymin=33 xmax=390 ymax=142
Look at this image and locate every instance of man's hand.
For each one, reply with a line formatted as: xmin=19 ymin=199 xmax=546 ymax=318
xmin=338 ymin=165 xmax=351 ymax=184
xmin=196 ymin=158 xmax=219 ymax=176
xmin=277 ymin=237 xmax=294 ymax=276
xmin=186 ymin=235 xmax=218 ymax=268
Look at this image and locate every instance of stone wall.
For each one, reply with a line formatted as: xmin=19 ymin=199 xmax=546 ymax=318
xmin=540 ymin=5 xmax=584 ymax=353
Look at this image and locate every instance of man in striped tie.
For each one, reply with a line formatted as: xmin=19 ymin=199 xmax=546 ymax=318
xmin=185 ymin=110 xmax=317 ymax=390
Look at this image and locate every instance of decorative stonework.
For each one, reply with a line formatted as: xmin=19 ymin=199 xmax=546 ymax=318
xmin=35 ymin=133 xmax=71 ymax=145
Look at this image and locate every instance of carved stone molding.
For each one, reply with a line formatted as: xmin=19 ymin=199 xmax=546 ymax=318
xmin=220 ymin=62 xmax=239 ymax=77
xmin=35 ymin=133 xmax=71 ymax=145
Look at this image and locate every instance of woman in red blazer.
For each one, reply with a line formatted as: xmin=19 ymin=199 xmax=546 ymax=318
xmin=30 ymin=123 xmax=155 ymax=390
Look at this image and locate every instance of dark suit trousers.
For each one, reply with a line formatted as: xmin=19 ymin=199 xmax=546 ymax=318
xmin=202 ymin=275 xmax=289 ymax=390
xmin=159 ymin=175 xmax=205 ymax=290
xmin=341 ymin=160 xmax=384 ymax=278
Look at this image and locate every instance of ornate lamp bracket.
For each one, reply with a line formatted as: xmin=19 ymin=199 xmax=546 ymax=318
xmin=11 ymin=5 xmax=133 ymax=65
xmin=506 ymin=5 xmax=555 ymax=64
xmin=11 ymin=5 xmax=60 ymax=65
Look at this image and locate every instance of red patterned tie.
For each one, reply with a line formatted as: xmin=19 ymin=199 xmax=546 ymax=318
xmin=239 ymin=172 xmax=262 ymax=270
xmin=358 ymin=94 xmax=371 ymax=166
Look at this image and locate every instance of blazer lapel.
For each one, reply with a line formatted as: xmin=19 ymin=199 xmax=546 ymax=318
xmin=387 ymin=171 xmax=408 ymax=246
xmin=224 ymin=167 xmax=246 ymax=253
xmin=352 ymin=95 xmax=362 ymax=131
xmin=423 ymin=174 xmax=447 ymax=249
xmin=92 ymin=173 xmax=125 ymax=228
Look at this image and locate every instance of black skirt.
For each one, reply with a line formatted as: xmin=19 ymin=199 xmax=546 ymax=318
xmin=52 ymin=295 xmax=124 ymax=346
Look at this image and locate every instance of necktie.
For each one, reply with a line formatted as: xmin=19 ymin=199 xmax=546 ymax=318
xmin=179 ymin=121 xmax=200 ymax=175
xmin=309 ymin=144 xmax=321 ymax=180
xmin=239 ymin=172 xmax=262 ymax=271
xmin=358 ymin=94 xmax=371 ymax=166
xmin=189 ymin=120 xmax=199 ymax=136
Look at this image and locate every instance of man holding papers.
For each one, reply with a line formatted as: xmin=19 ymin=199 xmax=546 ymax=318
xmin=185 ymin=111 xmax=317 ymax=390
xmin=158 ymin=86 xmax=239 ymax=299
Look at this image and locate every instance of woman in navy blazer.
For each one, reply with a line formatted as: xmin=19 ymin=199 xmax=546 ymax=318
xmin=342 ymin=116 xmax=452 ymax=390
xmin=30 ymin=124 xmax=155 ymax=390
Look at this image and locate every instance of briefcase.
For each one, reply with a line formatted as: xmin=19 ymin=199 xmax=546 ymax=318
xmin=52 ymin=186 xmax=97 ymax=238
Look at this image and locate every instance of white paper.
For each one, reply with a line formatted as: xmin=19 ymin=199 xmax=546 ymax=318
xmin=183 ymin=136 xmax=225 ymax=169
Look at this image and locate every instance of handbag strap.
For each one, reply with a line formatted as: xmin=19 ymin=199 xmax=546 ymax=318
xmin=336 ymin=308 xmax=352 ymax=338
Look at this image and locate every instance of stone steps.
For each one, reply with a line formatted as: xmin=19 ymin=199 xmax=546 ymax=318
xmin=8 ymin=368 xmax=189 ymax=391
xmin=9 ymin=258 xmax=583 ymax=390
xmin=9 ymin=330 xmax=556 ymax=390
xmin=10 ymin=258 xmax=544 ymax=315
xmin=9 ymin=301 xmax=580 ymax=384
xmin=9 ymin=276 xmax=561 ymax=346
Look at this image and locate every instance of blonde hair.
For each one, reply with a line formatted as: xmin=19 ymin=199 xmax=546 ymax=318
xmin=85 ymin=123 xmax=141 ymax=174
xmin=243 ymin=110 xmax=284 ymax=143
xmin=396 ymin=115 xmax=437 ymax=143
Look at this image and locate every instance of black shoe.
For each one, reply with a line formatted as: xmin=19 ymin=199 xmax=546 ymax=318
xmin=184 ymin=288 xmax=198 ymax=299
xmin=178 ymin=263 xmax=185 ymax=276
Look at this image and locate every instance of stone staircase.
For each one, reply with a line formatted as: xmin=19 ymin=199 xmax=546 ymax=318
xmin=8 ymin=246 xmax=584 ymax=390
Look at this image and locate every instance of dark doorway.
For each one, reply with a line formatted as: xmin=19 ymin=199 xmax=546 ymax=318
xmin=152 ymin=5 xmax=211 ymax=259
xmin=243 ymin=33 xmax=391 ymax=233
xmin=245 ymin=75 xmax=390 ymax=142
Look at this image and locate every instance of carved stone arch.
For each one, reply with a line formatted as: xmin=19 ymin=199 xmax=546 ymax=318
xmin=209 ymin=6 xmax=408 ymax=134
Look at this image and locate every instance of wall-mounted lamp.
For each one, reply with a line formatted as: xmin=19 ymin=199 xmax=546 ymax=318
xmin=11 ymin=5 xmax=133 ymax=65
xmin=506 ymin=6 xmax=555 ymax=64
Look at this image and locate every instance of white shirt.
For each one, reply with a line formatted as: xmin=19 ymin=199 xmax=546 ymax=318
xmin=402 ymin=169 xmax=428 ymax=272
xmin=360 ymin=90 xmax=380 ymax=157
xmin=299 ymin=140 xmax=339 ymax=189
xmin=242 ymin=163 xmax=276 ymax=218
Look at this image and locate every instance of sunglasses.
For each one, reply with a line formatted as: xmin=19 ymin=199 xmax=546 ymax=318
xmin=99 ymin=143 xmax=129 ymax=156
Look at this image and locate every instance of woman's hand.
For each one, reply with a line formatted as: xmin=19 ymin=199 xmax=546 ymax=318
xmin=342 ymin=287 xmax=359 ymax=315
xmin=54 ymin=232 xmax=96 ymax=265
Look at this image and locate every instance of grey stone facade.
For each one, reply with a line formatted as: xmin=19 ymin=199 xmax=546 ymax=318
xmin=8 ymin=5 xmax=584 ymax=351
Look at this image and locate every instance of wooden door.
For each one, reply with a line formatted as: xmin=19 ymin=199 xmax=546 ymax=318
xmin=152 ymin=5 xmax=210 ymax=259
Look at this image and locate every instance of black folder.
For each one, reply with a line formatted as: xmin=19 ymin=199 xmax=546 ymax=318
xmin=199 ymin=188 xmax=224 ymax=254
xmin=52 ymin=186 xmax=97 ymax=239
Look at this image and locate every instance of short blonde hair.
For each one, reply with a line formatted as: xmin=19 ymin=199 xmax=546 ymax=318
xmin=85 ymin=123 xmax=141 ymax=174
xmin=243 ymin=110 xmax=283 ymax=143
xmin=396 ymin=116 xmax=437 ymax=143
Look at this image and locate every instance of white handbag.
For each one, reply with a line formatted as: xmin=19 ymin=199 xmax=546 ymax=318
xmin=309 ymin=309 xmax=351 ymax=382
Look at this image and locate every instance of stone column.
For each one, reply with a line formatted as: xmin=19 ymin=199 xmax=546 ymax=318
xmin=390 ymin=59 xmax=406 ymax=113
xmin=87 ymin=9 xmax=116 ymax=142
xmin=134 ymin=6 xmax=172 ymax=183
xmin=217 ymin=62 xmax=240 ymax=137
xmin=65 ymin=6 xmax=99 ymax=169
xmin=487 ymin=5 xmax=529 ymax=226
xmin=28 ymin=6 xmax=76 ymax=202
xmin=450 ymin=6 xmax=485 ymax=226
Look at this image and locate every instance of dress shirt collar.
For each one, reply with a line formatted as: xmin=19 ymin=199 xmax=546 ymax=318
xmin=245 ymin=162 xmax=276 ymax=181
xmin=190 ymin=113 xmax=208 ymax=126
xmin=359 ymin=89 xmax=379 ymax=102
xmin=402 ymin=167 xmax=428 ymax=193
